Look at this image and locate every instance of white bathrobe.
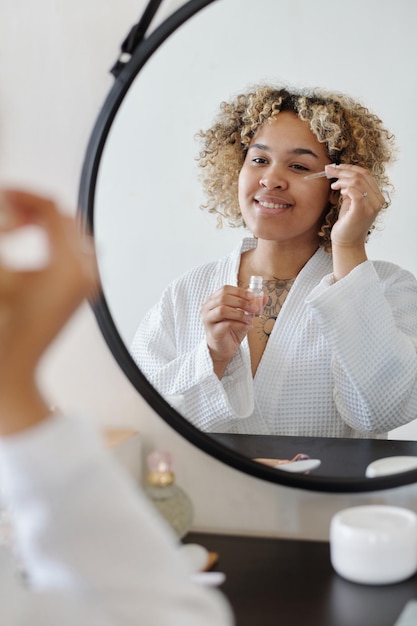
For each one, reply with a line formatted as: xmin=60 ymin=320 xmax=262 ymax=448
xmin=0 ymin=415 xmax=232 ymax=626
xmin=131 ymin=238 xmax=417 ymax=438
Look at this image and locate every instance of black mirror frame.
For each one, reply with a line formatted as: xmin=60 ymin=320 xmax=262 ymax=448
xmin=78 ymin=0 xmax=417 ymax=493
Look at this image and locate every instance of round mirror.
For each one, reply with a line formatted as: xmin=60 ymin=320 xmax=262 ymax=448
xmin=79 ymin=0 xmax=417 ymax=492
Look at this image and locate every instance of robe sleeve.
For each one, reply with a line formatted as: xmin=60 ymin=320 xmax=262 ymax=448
xmin=0 ymin=415 xmax=233 ymax=625
xmin=306 ymin=260 xmax=417 ymax=434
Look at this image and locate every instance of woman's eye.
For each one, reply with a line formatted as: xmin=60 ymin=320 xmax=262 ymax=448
xmin=251 ymin=157 xmax=268 ymax=164
xmin=291 ymin=164 xmax=309 ymax=172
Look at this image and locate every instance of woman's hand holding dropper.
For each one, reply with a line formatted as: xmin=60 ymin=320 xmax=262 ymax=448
xmin=326 ymin=163 xmax=387 ymax=280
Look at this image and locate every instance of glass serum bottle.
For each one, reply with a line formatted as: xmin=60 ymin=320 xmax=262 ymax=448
xmin=248 ymin=275 xmax=265 ymax=316
xmin=144 ymin=450 xmax=194 ymax=539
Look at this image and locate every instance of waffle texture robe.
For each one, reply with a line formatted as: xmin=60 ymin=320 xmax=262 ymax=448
xmin=131 ymin=238 xmax=417 ymax=437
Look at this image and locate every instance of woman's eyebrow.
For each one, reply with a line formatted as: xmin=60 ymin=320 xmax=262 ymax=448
xmin=248 ymin=144 xmax=319 ymax=158
xmin=248 ymin=142 xmax=269 ymax=151
xmin=292 ymin=147 xmax=319 ymax=158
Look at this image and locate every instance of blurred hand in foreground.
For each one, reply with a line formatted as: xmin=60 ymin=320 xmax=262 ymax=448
xmin=0 ymin=188 xmax=99 ymax=435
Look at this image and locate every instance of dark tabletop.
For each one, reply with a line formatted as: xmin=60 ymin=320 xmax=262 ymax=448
xmin=186 ymin=531 xmax=417 ymax=626
xmin=209 ymin=432 xmax=417 ymax=479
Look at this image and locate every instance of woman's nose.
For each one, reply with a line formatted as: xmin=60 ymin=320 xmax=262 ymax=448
xmin=259 ymin=168 xmax=288 ymax=189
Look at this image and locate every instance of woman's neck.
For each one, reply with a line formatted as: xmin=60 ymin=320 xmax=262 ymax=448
xmin=241 ymin=239 xmax=319 ymax=280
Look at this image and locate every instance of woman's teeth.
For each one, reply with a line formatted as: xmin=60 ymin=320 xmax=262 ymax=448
xmin=258 ymin=200 xmax=289 ymax=209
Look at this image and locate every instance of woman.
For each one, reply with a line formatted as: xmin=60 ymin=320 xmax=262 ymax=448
xmin=131 ymin=85 xmax=417 ymax=438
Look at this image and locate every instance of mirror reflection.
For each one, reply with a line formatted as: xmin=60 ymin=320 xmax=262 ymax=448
xmin=131 ymin=82 xmax=417 ymax=442
xmin=93 ymin=0 xmax=417 ymax=477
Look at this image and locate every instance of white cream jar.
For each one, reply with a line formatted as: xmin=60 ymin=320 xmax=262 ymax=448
xmin=330 ymin=505 xmax=417 ymax=585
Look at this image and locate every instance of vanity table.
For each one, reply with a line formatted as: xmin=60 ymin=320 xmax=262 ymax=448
xmin=187 ymin=531 xmax=416 ymax=626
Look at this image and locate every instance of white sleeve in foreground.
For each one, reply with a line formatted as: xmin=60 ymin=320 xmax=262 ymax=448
xmin=0 ymin=415 xmax=233 ymax=626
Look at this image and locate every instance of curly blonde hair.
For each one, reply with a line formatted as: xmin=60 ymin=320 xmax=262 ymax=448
xmin=196 ymin=84 xmax=396 ymax=250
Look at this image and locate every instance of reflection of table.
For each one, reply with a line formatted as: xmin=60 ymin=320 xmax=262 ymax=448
xmin=187 ymin=531 xmax=417 ymax=626
xmin=209 ymin=433 xmax=417 ymax=478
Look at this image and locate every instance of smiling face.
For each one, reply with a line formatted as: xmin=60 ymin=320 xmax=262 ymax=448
xmin=238 ymin=111 xmax=336 ymax=247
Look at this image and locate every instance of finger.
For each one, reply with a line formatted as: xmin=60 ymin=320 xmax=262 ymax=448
xmin=2 ymin=188 xmax=79 ymax=256
xmin=327 ymin=165 xmax=383 ymax=198
xmin=0 ymin=188 xmax=59 ymax=227
xmin=207 ymin=285 xmax=254 ymax=304
xmin=205 ymin=303 xmax=255 ymax=326
xmin=203 ymin=302 xmax=257 ymax=325
xmin=0 ymin=193 xmax=19 ymax=232
xmin=326 ymin=163 xmax=371 ymax=179
xmin=2 ymin=189 xmax=98 ymax=294
xmin=0 ymin=188 xmax=53 ymax=232
xmin=0 ymin=188 xmax=67 ymax=266
xmin=204 ymin=291 xmax=260 ymax=316
xmin=46 ymin=214 xmax=99 ymax=304
xmin=331 ymin=180 xmax=385 ymax=216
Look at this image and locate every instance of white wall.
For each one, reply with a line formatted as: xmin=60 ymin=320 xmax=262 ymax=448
xmin=1 ymin=0 xmax=417 ymax=542
xmin=95 ymin=0 xmax=417 ymax=346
